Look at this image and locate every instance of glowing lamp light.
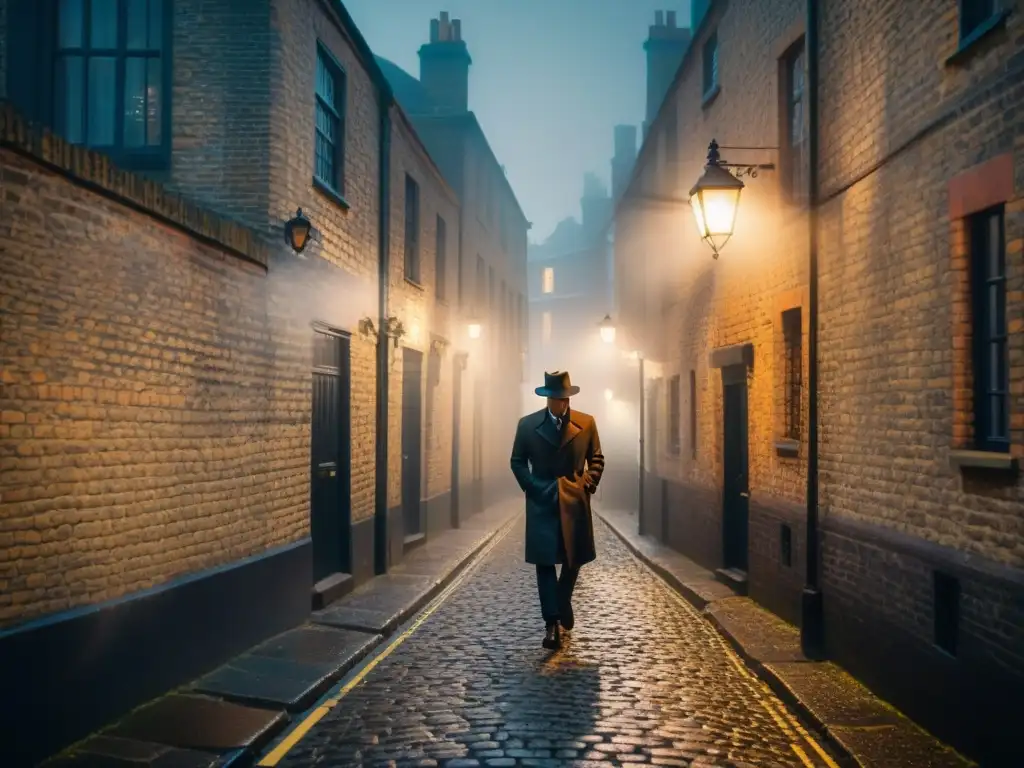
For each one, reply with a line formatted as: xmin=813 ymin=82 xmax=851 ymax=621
xmin=467 ymin=320 xmax=482 ymax=340
xmin=284 ymin=207 xmax=312 ymax=254
xmin=688 ymin=140 xmax=744 ymax=259
xmin=599 ymin=314 xmax=616 ymax=345
xmin=604 ymin=389 xmax=614 ymax=402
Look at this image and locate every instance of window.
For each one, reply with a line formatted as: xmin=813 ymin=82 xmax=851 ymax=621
xmin=668 ymin=374 xmax=681 ymax=454
xmin=782 ymin=308 xmax=803 ymax=440
xmin=404 ymin=175 xmax=420 ymax=282
xmin=542 ymin=267 xmax=555 ymax=294
xmin=970 ymin=206 xmax=1008 ymax=451
xmin=782 ymin=39 xmax=807 ymax=203
xmin=53 ymin=0 xmax=169 ymax=166
xmin=702 ymin=32 xmax=718 ymax=97
xmin=542 ymin=311 xmax=552 ymax=344
xmin=435 ymin=215 xmax=447 ymax=301
xmin=960 ymin=0 xmax=998 ymax=41
xmin=315 ymin=45 xmax=346 ymax=191
xmin=688 ymin=370 xmax=697 ymax=455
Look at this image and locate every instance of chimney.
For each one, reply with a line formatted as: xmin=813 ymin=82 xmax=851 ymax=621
xmin=580 ymin=173 xmax=612 ymax=243
xmin=611 ymin=125 xmax=638 ymax=200
xmin=419 ymin=11 xmax=473 ymax=114
xmin=643 ymin=9 xmax=691 ymax=137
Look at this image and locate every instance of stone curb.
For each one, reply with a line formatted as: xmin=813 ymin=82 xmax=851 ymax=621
xmin=596 ymin=510 xmax=859 ymax=768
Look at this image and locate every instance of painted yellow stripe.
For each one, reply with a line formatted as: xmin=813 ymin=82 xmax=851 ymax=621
xmin=257 ymin=520 xmax=515 ymax=767
xmin=791 ymin=742 xmax=817 ymax=768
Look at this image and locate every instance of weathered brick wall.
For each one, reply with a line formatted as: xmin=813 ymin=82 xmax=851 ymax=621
xmin=266 ymin=0 xmax=384 ymax=524
xmin=618 ymin=0 xmax=808 ymax=520
xmin=817 ymin=0 xmax=1024 ymax=567
xmin=0 ymin=126 xmax=302 ymax=628
xmin=387 ymin=111 xmax=460 ymax=508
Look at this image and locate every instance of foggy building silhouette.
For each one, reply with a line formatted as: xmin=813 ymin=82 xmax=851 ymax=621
xmin=375 ymin=12 xmax=531 ymax=510
xmin=643 ymin=10 xmax=691 ymax=138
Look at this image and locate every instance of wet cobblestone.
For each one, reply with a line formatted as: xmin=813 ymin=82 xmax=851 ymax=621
xmin=277 ymin=518 xmax=831 ymax=767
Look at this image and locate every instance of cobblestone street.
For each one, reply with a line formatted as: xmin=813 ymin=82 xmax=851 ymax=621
xmin=267 ymin=516 xmax=840 ymax=768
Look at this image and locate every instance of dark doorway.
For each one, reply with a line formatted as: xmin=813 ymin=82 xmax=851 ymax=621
xmin=645 ymin=378 xmax=661 ymax=540
xmin=722 ymin=369 xmax=749 ymax=572
xmin=401 ymin=348 xmax=424 ymax=542
xmin=471 ymin=377 xmax=484 ymax=517
xmin=310 ymin=329 xmax=352 ymax=583
xmin=450 ymin=354 xmax=466 ymax=528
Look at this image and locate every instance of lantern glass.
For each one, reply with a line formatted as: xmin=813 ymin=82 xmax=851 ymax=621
xmin=468 ymin=322 xmax=482 ymax=340
xmin=604 ymin=388 xmax=614 ymax=402
xmin=600 ymin=325 xmax=616 ymax=344
xmin=290 ymin=222 xmax=310 ymax=251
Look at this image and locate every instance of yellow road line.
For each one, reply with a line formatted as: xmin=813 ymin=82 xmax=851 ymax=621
xmin=791 ymin=742 xmax=817 ymax=767
xmin=257 ymin=520 xmax=515 ymax=767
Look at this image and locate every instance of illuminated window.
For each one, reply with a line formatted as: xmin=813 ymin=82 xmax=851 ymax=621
xmin=542 ymin=311 xmax=552 ymax=343
xmin=542 ymin=267 xmax=554 ymax=294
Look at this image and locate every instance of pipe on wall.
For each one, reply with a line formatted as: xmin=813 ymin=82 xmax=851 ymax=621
xmin=374 ymin=97 xmax=393 ymax=576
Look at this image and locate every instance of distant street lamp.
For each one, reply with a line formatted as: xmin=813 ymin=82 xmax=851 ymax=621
xmin=284 ymin=208 xmax=312 ymax=254
xmin=599 ymin=314 xmax=616 ymax=344
xmin=467 ymin=318 xmax=482 ymax=340
xmin=689 ymin=140 xmax=744 ymax=259
xmin=604 ymin=388 xmax=614 ymax=402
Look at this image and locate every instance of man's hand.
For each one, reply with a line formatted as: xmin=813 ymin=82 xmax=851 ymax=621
xmin=582 ymin=470 xmax=597 ymax=495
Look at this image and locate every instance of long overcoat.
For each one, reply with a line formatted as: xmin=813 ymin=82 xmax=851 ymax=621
xmin=510 ymin=407 xmax=605 ymax=567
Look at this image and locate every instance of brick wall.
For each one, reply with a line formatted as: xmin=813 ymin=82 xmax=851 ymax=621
xmin=615 ymin=0 xmax=808 ymax=578
xmin=817 ymin=0 xmax=1024 ymax=567
xmin=0 ymin=116 xmax=301 ymax=628
xmin=387 ymin=110 xmax=460 ymax=511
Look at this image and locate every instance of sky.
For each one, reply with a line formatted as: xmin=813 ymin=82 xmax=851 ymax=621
xmin=343 ymin=0 xmax=692 ymax=244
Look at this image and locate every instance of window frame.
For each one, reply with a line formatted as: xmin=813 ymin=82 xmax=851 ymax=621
xmin=688 ymin=369 xmax=697 ymax=458
xmin=969 ymin=205 xmax=1009 ymax=453
xmin=51 ymin=0 xmax=173 ymax=171
xmin=434 ymin=214 xmax=447 ymax=301
xmin=780 ymin=37 xmax=807 ymax=204
xmin=404 ymin=174 xmax=421 ymax=283
xmin=958 ymin=0 xmax=998 ymax=42
xmin=314 ymin=42 xmax=347 ymax=195
xmin=702 ymin=31 xmax=719 ymax=98
xmin=668 ymin=373 xmax=682 ymax=455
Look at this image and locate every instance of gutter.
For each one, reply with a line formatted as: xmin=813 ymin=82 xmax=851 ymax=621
xmin=374 ymin=96 xmax=393 ymax=575
xmin=801 ymin=0 xmax=825 ymax=659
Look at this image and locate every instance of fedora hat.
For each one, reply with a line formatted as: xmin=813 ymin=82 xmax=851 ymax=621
xmin=535 ymin=370 xmax=580 ymax=398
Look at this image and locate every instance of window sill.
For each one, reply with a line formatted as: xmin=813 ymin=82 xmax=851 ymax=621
xmin=701 ymin=84 xmax=721 ymax=109
xmin=945 ymin=10 xmax=1011 ymax=66
xmin=948 ymin=449 xmax=1018 ymax=473
xmin=313 ymin=176 xmax=350 ymax=210
xmin=775 ymin=439 xmax=800 ymax=458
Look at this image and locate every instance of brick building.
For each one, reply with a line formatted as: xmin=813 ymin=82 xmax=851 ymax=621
xmin=0 ymin=1 xmax=523 ymax=763
xmin=613 ymin=0 xmax=1023 ymax=763
xmin=375 ymin=13 xmax=531 ymax=512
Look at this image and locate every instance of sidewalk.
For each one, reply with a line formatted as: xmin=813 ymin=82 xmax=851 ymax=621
xmin=597 ymin=507 xmax=976 ymax=768
xmin=46 ymin=501 xmax=521 ymax=768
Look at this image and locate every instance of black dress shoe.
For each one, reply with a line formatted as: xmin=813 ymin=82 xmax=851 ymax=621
xmin=542 ymin=623 xmax=561 ymax=650
xmin=560 ymin=600 xmax=574 ymax=631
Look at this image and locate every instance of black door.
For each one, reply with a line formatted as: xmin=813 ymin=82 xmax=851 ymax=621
xmin=450 ymin=354 xmax=465 ymax=528
xmin=401 ymin=348 xmax=424 ymax=539
xmin=722 ymin=373 xmax=749 ymax=571
xmin=310 ymin=330 xmax=352 ymax=583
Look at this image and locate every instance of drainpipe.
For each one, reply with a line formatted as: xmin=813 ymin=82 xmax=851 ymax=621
xmin=801 ymin=0 xmax=825 ymax=659
xmin=374 ymin=98 xmax=393 ymax=576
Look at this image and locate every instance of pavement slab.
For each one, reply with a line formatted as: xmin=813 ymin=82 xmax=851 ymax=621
xmin=46 ymin=736 xmax=221 ymax=768
xmin=104 ymin=694 xmax=287 ymax=757
xmin=597 ymin=507 xmax=977 ymax=768
xmin=262 ymin=515 xmax=846 ymax=767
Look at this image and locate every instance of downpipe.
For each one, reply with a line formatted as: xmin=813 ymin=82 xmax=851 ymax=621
xmin=801 ymin=0 xmax=826 ymax=659
xmin=374 ymin=98 xmax=393 ymax=575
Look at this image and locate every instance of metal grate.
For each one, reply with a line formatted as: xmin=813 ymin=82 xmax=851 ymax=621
xmin=782 ymin=308 xmax=802 ymax=440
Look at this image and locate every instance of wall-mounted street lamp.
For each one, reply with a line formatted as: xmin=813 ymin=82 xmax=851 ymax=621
xmin=284 ymin=208 xmax=312 ymax=254
xmin=688 ymin=141 xmax=745 ymax=259
xmin=599 ymin=314 xmax=616 ymax=344
xmin=604 ymin=388 xmax=614 ymax=402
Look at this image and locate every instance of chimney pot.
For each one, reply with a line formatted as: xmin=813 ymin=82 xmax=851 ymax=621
xmin=654 ymin=10 xmax=664 ymax=26
xmin=667 ymin=10 xmax=676 ymax=27
xmin=453 ymin=18 xmax=461 ymax=40
xmin=430 ymin=18 xmax=439 ymax=42
xmin=440 ymin=10 xmax=449 ymax=23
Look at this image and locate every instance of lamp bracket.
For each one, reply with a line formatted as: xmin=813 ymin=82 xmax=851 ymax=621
xmin=358 ymin=316 xmax=376 ymax=337
xmin=720 ymin=162 xmax=775 ymax=179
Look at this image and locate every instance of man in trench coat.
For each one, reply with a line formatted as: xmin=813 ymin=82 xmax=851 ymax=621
xmin=510 ymin=371 xmax=605 ymax=650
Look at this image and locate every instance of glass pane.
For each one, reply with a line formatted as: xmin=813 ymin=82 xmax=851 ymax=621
xmin=59 ymin=56 xmax=84 ymax=143
xmin=146 ymin=58 xmax=162 ymax=145
xmin=149 ymin=0 xmax=163 ymax=48
xmin=127 ymin=0 xmax=148 ymax=49
xmin=58 ymin=0 xmax=84 ymax=48
xmin=124 ymin=57 xmax=146 ymax=147
xmin=989 ymin=396 xmax=1005 ymax=439
xmin=316 ymin=55 xmax=334 ymax=104
xmin=90 ymin=0 xmax=118 ymax=48
xmin=87 ymin=57 xmax=116 ymax=146
xmin=987 ymin=214 xmax=1002 ymax=276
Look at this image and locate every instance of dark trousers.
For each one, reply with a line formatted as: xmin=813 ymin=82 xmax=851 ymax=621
xmin=536 ymin=562 xmax=579 ymax=625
